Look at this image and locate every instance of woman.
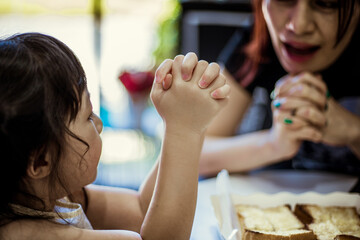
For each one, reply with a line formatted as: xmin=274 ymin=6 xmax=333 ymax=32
xmin=197 ymin=0 xmax=360 ymax=177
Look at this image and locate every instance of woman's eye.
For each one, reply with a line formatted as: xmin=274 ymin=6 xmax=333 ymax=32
xmin=313 ymin=0 xmax=338 ymax=10
xmin=273 ymin=0 xmax=297 ymax=7
xmin=274 ymin=0 xmax=296 ymax=3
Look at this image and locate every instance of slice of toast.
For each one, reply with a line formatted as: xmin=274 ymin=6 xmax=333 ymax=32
xmin=294 ymin=204 xmax=360 ymax=240
xmin=335 ymin=235 xmax=360 ymax=240
xmin=236 ymin=204 xmax=314 ymax=240
xmin=243 ymin=229 xmax=316 ymax=240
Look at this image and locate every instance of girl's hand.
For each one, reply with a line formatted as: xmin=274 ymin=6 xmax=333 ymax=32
xmin=151 ymin=54 xmax=230 ymax=134
xmin=154 ymin=52 xmax=229 ymax=99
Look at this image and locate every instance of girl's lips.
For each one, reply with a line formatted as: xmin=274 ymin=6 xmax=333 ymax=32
xmin=282 ymin=41 xmax=320 ymax=63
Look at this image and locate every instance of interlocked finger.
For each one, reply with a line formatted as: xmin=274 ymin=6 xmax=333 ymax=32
xmin=181 ymin=52 xmax=198 ymax=81
xmin=198 ymin=62 xmax=220 ymax=88
xmin=292 ymin=106 xmax=327 ymax=128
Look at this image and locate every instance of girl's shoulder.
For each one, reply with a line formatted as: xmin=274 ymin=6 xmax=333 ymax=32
xmin=0 ymin=219 xmax=72 ymax=240
xmin=1 ymin=219 xmax=142 ymax=240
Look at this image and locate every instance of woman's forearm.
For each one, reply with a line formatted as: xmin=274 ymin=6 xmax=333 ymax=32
xmin=199 ymin=130 xmax=287 ymax=177
xmin=349 ymin=122 xmax=360 ymax=159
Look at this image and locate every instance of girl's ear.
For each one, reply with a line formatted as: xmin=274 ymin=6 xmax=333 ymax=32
xmin=27 ymin=155 xmax=52 ymax=179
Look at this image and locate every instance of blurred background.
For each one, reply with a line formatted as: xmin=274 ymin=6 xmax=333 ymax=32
xmin=0 ymin=0 xmax=252 ymax=189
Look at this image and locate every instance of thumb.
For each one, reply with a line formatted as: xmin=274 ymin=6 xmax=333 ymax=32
xmin=151 ymin=73 xmax=164 ymax=99
xmin=162 ymin=73 xmax=173 ymax=90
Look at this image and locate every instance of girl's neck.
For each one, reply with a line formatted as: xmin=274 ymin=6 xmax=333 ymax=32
xmin=15 ymin=178 xmax=65 ymax=212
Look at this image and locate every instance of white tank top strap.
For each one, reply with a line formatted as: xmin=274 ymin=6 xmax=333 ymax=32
xmin=10 ymin=197 xmax=93 ymax=230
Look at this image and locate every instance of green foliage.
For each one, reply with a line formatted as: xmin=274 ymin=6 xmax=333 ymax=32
xmin=152 ymin=0 xmax=182 ymax=67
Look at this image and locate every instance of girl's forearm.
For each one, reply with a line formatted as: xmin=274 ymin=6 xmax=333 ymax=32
xmin=140 ymin=127 xmax=204 ymax=240
xmin=138 ymin=161 xmax=159 ymax=216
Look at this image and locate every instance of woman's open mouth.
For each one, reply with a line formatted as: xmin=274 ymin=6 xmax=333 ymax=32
xmin=283 ymin=42 xmax=320 ymax=63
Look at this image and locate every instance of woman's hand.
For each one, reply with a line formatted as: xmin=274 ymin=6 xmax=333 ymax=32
xmin=273 ymin=72 xmax=360 ymax=148
xmin=322 ymin=98 xmax=360 ymax=147
xmin=151 ymin=54 xmax=230 ymax=134
xmin=268 ymin=72 xmax=327 ymax=159
xmin=269 ymin=100 xmax=323 ymax=160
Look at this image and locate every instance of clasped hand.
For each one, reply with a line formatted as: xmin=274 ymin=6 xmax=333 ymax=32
xmin=151 ymin=53 xmax=230 ymax=134
xmin=271 ymin=72 xmax=359 ymax=154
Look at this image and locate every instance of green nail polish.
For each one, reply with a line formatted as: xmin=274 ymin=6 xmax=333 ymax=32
xmin=274 ymin=101 xmax=281 ymax=108
xmin=326 ymin=90 xmax=331 ymax=99
xmin=284 ymin=118 xmax=293 ymax=124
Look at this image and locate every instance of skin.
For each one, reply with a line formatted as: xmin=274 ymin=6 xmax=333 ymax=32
xmin=187 ymin=0 xmax=360 ymax=177
xmin=269 ymin=0 xmax=360 ymax=156
xmin=2 ymin=53 xmax=230 ymax=240
xmin=263 ymin=0 xmax=357 ymax=74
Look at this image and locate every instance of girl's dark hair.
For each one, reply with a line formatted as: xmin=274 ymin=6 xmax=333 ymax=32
xmin=238 ymin=0 xmax=360 ymax=87
xmin=0 ymin=32 xmax=88 ymax=224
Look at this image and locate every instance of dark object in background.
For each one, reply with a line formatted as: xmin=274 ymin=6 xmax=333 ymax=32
xmin=180 ymin=0 xmax=252 ymax=63
xmin=350 ymin=178 xmax=360 ymax=193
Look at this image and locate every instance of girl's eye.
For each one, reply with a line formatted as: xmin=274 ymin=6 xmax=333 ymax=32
xmin=88 ymin=112 xmax=94 ymax=121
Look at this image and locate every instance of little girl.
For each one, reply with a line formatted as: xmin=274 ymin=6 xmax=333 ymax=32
xmin=0 ymin=33 xmax=230 ymax=240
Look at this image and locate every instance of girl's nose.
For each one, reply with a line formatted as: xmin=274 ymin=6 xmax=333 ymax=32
xmin=285 ymin=1 xmax=315 ymax=35
xmin=93 ymin=113 xmax=103 ymax=134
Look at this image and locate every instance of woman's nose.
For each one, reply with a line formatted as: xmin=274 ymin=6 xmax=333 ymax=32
xmin=286 ymin=2 xmax=315 ymax=35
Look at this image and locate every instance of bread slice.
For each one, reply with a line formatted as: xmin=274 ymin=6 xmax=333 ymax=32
xmin=262 ymin=205 xmax=305 ymax=231
xmin=236 ymin=204 xmax=314 ymax=240
xmin=243 ymin=229 xmax=316 ymax=240
xmin=335 ymin=235 xmax=360 ymax=240
xmin=294 ymin=204 xmax=360 ymax=240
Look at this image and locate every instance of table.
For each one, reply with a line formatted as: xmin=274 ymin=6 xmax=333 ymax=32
xmin=190 ymin=170 xmax=358 ymax=240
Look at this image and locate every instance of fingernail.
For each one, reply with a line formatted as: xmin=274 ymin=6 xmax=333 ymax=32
xmin=284 ymin=118 xmax=293 ymax=124
xmin=182 ymin=73 xmax=189 ymax=81
xmin=270 ymin=89 xmax=276 ymax=100
xmin=199 ymin=79 xmax=207 ymax=88
xmin=273 ymin=100 xmax=281 ymax=108
xmin=326 ymin=90 xmax=331 ymax=99
xmin=211 ymin=90 xmax=218 ymax=98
